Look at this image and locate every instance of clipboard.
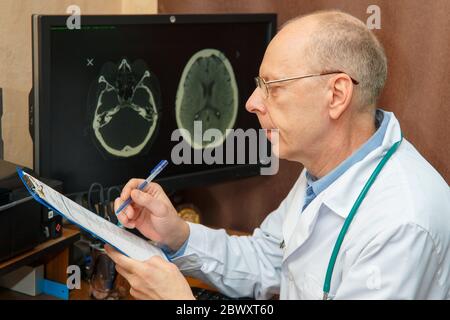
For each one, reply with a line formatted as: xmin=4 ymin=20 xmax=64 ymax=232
xmin=17 ymin=168 xmax=165 ymax=261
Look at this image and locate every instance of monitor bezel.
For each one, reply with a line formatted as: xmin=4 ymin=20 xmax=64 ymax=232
xmin=31 ymin=13 xmax=277 ymax=195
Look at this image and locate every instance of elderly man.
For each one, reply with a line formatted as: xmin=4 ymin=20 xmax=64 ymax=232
xmin=105 ymin=10 xmax=450 ymax=299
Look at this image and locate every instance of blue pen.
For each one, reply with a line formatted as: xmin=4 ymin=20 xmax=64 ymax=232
xmin=115 ymin=160 xmax=168 ymax=218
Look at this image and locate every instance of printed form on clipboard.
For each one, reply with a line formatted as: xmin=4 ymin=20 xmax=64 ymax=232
xmin=17 ymin=168 xmax=165 ymax=261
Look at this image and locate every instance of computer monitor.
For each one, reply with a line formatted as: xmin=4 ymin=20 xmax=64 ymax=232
xmin=30 ymin=14 xmax=277 ymax=195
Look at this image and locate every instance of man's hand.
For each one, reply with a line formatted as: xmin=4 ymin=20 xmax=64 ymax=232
xmin=105 ymin=245 xmax=195 ymax=300
xmin=116 ymin=179 xmax=189 ymax=251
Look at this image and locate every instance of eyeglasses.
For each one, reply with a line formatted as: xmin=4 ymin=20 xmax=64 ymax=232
xmin=254 ymin=71 xmax=359 ymax=99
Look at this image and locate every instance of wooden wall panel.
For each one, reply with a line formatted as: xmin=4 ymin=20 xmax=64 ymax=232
xmin=160 ymin=0 xmax=450 ymax=232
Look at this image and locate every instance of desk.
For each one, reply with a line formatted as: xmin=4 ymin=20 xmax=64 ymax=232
xmin=70 ymin=278 xmax=216 ymax=300
xmin=70 ymin=227 xmax=250 ymax=299
xmin=0 ymin=225 xmax=248 ymax=299
xmin=0 ymin=227 xmax=80 ymax=299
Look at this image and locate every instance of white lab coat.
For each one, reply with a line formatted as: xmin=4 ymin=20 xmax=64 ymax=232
xmin=172 ymin=112 xmax=450 ymax=299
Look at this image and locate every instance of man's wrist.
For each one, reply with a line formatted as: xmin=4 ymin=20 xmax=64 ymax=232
xmin=167 ymin=220 xmax=190 ymax=252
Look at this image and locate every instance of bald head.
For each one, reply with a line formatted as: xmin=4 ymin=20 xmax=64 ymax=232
xmin=277 ymin=10 xmax=387 ymax=109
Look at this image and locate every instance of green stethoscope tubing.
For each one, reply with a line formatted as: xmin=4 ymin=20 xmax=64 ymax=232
xmin=322 ymin=135 xmax=403 ymax=300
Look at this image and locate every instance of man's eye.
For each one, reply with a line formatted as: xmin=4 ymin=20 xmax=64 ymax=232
xmin=270 ymin=83 xmax=283 ymax=90
xmin=269 ymin=85 xmax=281 ymax=95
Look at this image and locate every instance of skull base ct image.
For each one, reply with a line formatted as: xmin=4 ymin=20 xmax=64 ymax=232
xmin=88 ymin=59 xmax=161 ymax=158
xmin=176 ymin=49 xmax=238 ymax=150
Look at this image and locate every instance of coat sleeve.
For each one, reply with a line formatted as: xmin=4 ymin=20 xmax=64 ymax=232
xmin=171 ymin=199 xmax=288 ymax=299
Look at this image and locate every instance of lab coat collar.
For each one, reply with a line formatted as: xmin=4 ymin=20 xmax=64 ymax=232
xmin=321 ymin=110 xmax=402 ymax=219
xmin=281 ymin=111 xmax=402 ymax=261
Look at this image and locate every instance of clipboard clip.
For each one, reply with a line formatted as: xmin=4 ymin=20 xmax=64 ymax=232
xmin=22 ymin=173 xmax=45 ymax=199
xmin=23 ymin=174 xmax=36 ymax=193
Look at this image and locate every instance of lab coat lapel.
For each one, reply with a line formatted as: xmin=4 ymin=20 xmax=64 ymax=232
xmin=282 ymin=187 xmax=327 ymax=261
xmin=281 ymin=111 xmax=402 ymax=261
xmin=281 ymin=170 xmax=306 ymax=247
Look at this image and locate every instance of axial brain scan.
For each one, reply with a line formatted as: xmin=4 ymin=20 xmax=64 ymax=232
xmin=176 ymin=49 xmax=238 ymax=149
xmin=89 ymin=58 xmax=161 ymax=158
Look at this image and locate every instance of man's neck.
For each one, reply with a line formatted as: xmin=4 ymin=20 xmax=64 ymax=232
xmin=305 ymin=112 xmax=376 ymax=179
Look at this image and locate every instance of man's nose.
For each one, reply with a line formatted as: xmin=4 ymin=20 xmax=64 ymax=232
xmin=245 ymin=89 xmax=266 ymax=114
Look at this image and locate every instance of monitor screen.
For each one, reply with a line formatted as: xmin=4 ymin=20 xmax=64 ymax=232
xmin=31 ymin=14 xmax=276 ymax=195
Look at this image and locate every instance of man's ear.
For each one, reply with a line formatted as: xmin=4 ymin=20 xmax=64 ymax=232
xmin=328 ymin=74 xmax=354 ymax=120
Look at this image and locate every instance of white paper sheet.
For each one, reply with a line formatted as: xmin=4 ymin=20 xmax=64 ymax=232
xmin=21 ymin=171 xmax=165 ymax=261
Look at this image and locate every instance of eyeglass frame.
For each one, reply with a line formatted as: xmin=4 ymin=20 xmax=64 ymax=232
xmin=254 ymin=71 xmax=359 ymax=99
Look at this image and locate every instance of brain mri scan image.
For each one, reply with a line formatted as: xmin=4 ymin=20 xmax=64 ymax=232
xmin=176 ymin=49 xmax=238 ymax=149
xmin=88 ymin=58 xmax=161 ymax=158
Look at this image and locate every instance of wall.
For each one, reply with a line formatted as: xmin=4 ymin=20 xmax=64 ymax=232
xmin=0 ymin=0 xmax=157 ymax=168
xmin=2 ymin=1 xmax=447 ymax=233
xmin=159 ymin=0 xmax=450 ymax=232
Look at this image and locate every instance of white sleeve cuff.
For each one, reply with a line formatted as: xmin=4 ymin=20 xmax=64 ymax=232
xmin=171 ymin=222 xmax=211 ymax=271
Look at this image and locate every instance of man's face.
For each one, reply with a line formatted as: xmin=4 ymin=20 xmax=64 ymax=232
xmin=245 ymin=22 xmax=330 ymax=162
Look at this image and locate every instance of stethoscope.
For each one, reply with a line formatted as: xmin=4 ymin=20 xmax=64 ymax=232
xmin=322 ymin=136 xmax=403 ymax=299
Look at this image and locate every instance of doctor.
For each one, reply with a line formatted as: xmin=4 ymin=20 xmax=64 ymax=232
xmin=105 ymin=10 xmax=450 ymax=299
